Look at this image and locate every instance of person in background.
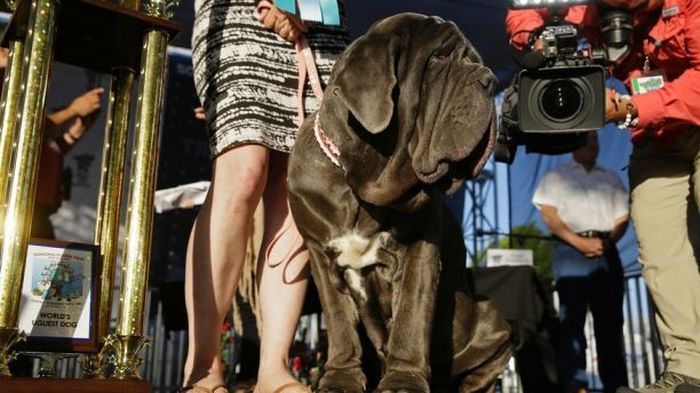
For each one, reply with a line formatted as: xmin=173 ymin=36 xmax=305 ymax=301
xmin=533 ymin=132 xmax=629 ymax=393
xmin=0 ymin=47 xmax=104 ymax=239
xmin=31 ymin=88 xmax=104 ymax=239
xmin=182 ymin=1 xmax=349 ymax=392
xmin=507 ymin=0 xmax=700 ymax=390
xmin=0 ymin=48 xmax=103 ymax=377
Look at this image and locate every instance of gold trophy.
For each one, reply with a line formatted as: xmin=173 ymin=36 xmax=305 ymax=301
xmin=0 ymin=0 xmax=179 ymax=388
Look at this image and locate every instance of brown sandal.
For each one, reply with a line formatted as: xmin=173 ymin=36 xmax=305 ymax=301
xmin=271 ymin=382 xmax=312 ymax=393
xmin=179 ymin=384 xmax=230 ymax=393
xmin=231 ymin=379 xmax=257 ymax=393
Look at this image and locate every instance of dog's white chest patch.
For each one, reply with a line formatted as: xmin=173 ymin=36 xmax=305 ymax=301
xmin=343 ymin=269 xmax=367 ymax=301
xmin=327 ymin=232 xmax=392 ymax=301
xmin=327 ymin=232 xmax=389 ymax=270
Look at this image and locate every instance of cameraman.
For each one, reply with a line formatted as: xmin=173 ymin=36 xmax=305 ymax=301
xmin=507 ymin=0 xmax=700 ymax=392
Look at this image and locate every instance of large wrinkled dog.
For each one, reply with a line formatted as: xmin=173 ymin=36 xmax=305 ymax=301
xmin=288 ymin=13 xmax=512 ymax=393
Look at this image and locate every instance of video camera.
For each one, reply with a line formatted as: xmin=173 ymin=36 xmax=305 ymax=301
xmin=496 ymin=0 xmax=634 ymax=163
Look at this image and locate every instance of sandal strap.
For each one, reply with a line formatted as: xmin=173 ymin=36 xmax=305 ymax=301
xmin=179 ymin=384 xmax=230 ymax=393
xmin=210 ymin=384 xmax=230 ymax=393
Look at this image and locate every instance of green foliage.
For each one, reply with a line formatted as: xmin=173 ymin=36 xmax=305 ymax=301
xmin=496 ymin=223 xmax=554 ymax=283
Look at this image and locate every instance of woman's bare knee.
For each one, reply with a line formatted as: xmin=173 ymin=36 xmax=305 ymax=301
xmin=211 ymin=145 xmax=270 ymax=215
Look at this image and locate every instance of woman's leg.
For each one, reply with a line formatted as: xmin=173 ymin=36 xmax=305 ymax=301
xmin=254 ymin=150 xmax=310 ymax=393
xmin=183 ymin=144 xmax=270 ymax=390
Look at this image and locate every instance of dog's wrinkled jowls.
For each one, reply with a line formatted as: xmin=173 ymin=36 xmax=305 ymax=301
xmin=288 ymin=13 xmax=512 ymax=393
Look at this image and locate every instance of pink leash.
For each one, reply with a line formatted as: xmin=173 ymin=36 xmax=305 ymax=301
xmin=255 ymin=2 xmax=341 ymax=169
xmin=255 ymin=1 xmax=325 ymax=270
xmin=256 ymin=0 xmax=324 ymax=127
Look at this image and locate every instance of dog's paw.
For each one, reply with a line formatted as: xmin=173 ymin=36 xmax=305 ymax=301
xmin=317 ymin=368 xmax=366 ymax=393
xmin=376 ymin=371 xmax=430 ymax=393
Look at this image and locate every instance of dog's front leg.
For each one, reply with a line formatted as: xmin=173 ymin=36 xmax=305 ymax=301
xmin=377 ymin=240 xmax=440 ymax=393
xmin=307 ymin=245 xmax=366 ymax=393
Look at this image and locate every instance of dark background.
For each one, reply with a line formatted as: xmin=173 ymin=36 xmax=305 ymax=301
xmin=168 ymin=0 xmax=519 ymax=83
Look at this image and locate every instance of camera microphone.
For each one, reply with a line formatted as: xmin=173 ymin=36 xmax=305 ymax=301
xmin=599 ymin=7 xmax=634 ymax=64
xmin=522 ymin=50 xmax=546 ymax=70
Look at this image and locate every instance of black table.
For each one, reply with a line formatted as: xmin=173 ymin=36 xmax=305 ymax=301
xmin=468 ymin=266 xmax=560 ymax=392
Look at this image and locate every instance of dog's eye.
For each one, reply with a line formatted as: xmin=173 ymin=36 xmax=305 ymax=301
xmin=429 ymin=52 xmax=451 ymax=66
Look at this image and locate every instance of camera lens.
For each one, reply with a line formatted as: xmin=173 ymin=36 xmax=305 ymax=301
xmin=539 ymin=79 xmax=582 ymax=121
xmin=518 ymin=65 xmax=604 ymax=133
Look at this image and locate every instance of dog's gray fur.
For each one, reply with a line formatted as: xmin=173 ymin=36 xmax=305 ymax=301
xmin=288 ymin=13 xmax=512 ymax=393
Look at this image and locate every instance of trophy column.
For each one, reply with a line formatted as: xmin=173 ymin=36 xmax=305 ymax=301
xmin=0 ymin=40 xmax=26 ymax=377
xmin=108 ymin=0 xmax=174 ymax=379
xmin=0 ymin=38 xmax=25 ymax=229
xmin=0 ymin=0 xmax=58 ymax=376
xmin=82 ymin=68 xmax=136 ymax=378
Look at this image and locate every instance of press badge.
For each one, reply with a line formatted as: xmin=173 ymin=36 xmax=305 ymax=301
xmin=631 ymin=55 xmax=666 ymax=95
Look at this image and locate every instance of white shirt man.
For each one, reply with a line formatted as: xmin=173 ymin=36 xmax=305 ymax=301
xmin=532 ymin=131 xmax=630 ymax=393
xmin=533 ymin=159 xmax=629 ymax=278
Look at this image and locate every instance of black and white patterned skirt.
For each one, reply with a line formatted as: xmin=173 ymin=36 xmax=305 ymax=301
xmin=191 ymin=0 xmax=349 ymax=156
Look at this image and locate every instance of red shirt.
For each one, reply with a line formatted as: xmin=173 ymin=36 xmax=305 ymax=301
xmin=506 ymin=0 xmax=700 ymax=143
xmin=35 ymin=138 xmax=63 ymax=210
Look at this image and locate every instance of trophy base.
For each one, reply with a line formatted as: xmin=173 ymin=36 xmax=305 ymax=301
xmin=0 ymin=377 xmax=150 ymax=392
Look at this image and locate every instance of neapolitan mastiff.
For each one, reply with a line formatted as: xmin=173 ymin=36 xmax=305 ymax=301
xmin=288 ymin=13 xmax=512 ymax=393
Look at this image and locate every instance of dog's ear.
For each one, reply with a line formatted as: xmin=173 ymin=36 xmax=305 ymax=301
xmin=454 ymin=65 xmax=499 ymax=179
xmin=463 ymin=101 xmax=499 ymax=179
xmin=331 ymin=33 xmax=398 ymax=134
xmin=411 ymin=62 xmax=498 ymax=184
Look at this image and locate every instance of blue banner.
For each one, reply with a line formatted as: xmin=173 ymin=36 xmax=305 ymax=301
xmin=278 ymin=0 xmax=340 ymax=26
xmin=298 ymin=0 xmax=322 ymax=23
xmin=275 ymin=0 xmax=297 ymax=14
xmin=319 ymin=0 xmax=340 ymax=25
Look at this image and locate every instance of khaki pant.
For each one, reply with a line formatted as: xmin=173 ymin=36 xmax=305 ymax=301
xmin=629 ymin=130 xmax=700 ymax=378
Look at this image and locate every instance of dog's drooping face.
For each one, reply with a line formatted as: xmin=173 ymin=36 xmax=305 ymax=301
xmin=320 ymin=13 xmax=498 ymax=211
xmin=288 ymin=13 xmax=510 ymax=393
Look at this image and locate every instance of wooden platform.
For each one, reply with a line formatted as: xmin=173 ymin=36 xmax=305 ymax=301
xmin=0 ymin=377 xmax=150 ymax=392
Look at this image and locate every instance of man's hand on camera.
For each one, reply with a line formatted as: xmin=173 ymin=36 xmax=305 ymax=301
xmin=531 ymin=36 xmax=544 ymax=53
xmin=605 ymin=88 xmax=638 ymax=123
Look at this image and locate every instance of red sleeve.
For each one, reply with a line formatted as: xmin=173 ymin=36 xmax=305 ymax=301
xmin=35 ymin=139 xmax=64 ymax=209
xmin=631 ymin=0 xmax=700 ymax=129
xmin=505 ymin=9 xmax=548 ymax=51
